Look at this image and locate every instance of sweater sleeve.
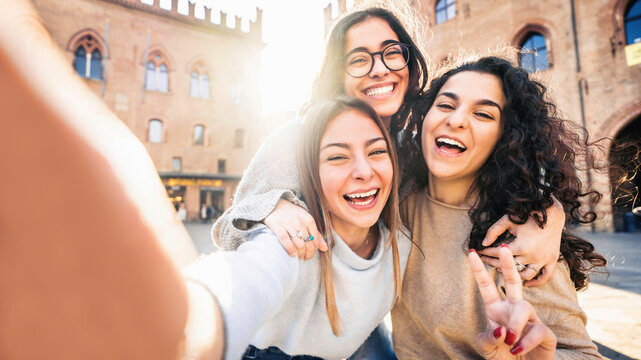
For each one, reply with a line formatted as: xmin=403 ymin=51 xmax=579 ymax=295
xmin=212 ymin=119 xmax=308 ymax=250
xmin=520 ymin=262 xmax=602 ymax=359
xmin=182 ymin=229 xmax=300 ymax=360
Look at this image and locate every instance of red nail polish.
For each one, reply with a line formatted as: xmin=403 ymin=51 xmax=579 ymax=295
xmin=500 ymin=243 xmax=509 ymax=249
xmin=492 ymin=326 xmax=502 ymax=338
xmin=469 ymin=249 xmax=477 ymax=254
xmin=510 ymin=344 xmax=523 ymax=355
xmin=505 ymin=329 xmax=517 ymax=345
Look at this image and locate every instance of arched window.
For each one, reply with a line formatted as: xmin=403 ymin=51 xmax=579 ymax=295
xmin=145 ymin=52 xmax=170 ymax=92
xmin=194 ymin=124 xmax=205 ymax=145
xmin=519 ymin=32 xmax=549 ymax=73
xmin=72 ymin=34 xmax=102 ymax=79
xmin=435 ymin=0 xmax=456 ymax=25
xmin=190 ymin=71 xmax=199 ymax=97
xmin=189 ymin=61 xmax=210 ymax=99
xmin=626 ymin=0 xmax=641 ymax=44
xmin=201 ymin=73 xmax=210 ymax=99
xmin=149 ymin=119 xmax=163 ymax=143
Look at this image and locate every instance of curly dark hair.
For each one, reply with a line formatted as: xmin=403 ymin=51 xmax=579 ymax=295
xmin=398 ymin=56 xmax=607 ymax=290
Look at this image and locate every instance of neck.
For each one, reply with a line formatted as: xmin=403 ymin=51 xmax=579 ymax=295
xmin=428 ymin=172 xmax=476 ymax=207
xmin=333 ymin=222 xmax=377 ymax=259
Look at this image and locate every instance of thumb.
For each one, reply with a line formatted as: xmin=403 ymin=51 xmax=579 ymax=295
xmin=477 ymin=326 xmax=505 ymax=359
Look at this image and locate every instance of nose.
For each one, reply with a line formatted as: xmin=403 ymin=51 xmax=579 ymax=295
xmin=445 ymin=109 xmax=468 ymax=129
xmin=368 ymin=53 xmax=390 ymax=78
xmin=352 ymin=154 xmax=374 ymax=180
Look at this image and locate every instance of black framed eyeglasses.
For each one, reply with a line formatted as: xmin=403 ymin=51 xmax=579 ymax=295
xmin=344 ymin=43 xmax=411 ymax=78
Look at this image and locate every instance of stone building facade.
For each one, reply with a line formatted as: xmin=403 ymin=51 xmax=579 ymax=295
xmin=33 ymin=0 xmax=264 ymax=221
xmin=329 ymin=0 xmax=641 ymax=231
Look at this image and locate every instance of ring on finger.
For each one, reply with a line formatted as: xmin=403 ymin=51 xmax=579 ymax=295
xmin=514 ymin=258 xmax=526 ymax=272
xmin=296 ymin=231 xmax=304 ymax=240
xmin=525 ymin=264 xmax=540 ymax=274
xmin=304 ymin=234 xmax=314 ymax=242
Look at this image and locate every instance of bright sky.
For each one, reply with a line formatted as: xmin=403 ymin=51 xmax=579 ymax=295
xmin=142 ymin=0 xmax=357 ymax=116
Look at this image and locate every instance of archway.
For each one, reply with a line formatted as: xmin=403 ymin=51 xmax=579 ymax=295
xmin=609 ymin=115 xmax=641 ymax=231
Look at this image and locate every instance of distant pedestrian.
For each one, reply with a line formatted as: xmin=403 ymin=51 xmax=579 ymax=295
xmin=177 ymin=203 xmax=186 ymax=222
xmin=200 ymin=203 xmax=207 ymax=223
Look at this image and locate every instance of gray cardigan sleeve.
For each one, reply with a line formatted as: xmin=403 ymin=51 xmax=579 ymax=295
xmin=212 ymin=119 xmax=308 ymax=250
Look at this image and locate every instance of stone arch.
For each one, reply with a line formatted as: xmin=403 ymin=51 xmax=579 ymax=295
xmin=139 ymin=44 xmax=174 ymax=70
xmin=510 ymin=20 xmax=556 ymax=69
xmin=66 ymin=28 xmax=107 ymax=56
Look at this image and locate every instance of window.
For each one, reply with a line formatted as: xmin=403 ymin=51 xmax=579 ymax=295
xmin=73 ymin=34 xmax=102 ymax=79
xmin=149 ymin=119 xmax=163 ymax=143
xmin=189 ymin=62 xmax=210 ymax=99
xmin=218 ymin=159 xmax=226 ymax=174
xmin=435 ymin=0 xmax=456 ymax=25
xmin=145 ymin=52 xmax=170 ymax=92
xmin=230 ymin=80 xmax=241 ymax=103
xmin=194 ymin=124 xmax=204 ymax=145
xmin=626 ymin=0 xmax=641 ymax=44
xmin=234 ymin=129 xmax=245 ymax=148
xmin=172 ymin=157 xmax=182 ymax=172
xmin=519 ymin=33 xmax=549 ymax=73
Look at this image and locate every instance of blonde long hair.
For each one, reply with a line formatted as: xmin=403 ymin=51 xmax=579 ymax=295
xmin=297 ymin=96 xmax=403 ymax=336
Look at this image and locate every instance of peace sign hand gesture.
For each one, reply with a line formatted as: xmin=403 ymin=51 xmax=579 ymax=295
xmin=469 ymin=244 xmax=557 ymax=359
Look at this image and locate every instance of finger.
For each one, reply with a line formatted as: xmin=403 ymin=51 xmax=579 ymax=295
xmin=517 ymin=264 xmax=541 ymax=282
xmin=498 ymin=245 xmax=523 ymax=300
xmin=303 ymin=241 xmax=316 ymax=261
xmin=271 ymin=226 xmax=298 ymax=257
xmin=304 ymin=219 xmax=328 ymax=253
xmin=510 ymin=323 xmax=557 ymax=356
xmin=479 ymin=246 xmax=500 ymax=258
xmin=482 ymin=215 xmax=513 ymax=246
xmin=523 ymin=262 xmax=556 ymax=287
xmin=476 ymin=326 xmax=505 ymax=359
xmin=505 ymin=299 xmax=534 ymax=345
xmin=479 ymin=255 xmax=500 ymax=268
xmin=469 ymin=250 xmax=502 ymax=305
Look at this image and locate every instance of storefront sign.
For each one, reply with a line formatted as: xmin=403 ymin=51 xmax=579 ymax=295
xmin=165 ymin=178 xmax=223 ymax=187
xmin=625 ymin=42 xmax=641 ymax=66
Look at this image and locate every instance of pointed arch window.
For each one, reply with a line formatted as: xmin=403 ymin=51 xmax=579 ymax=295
xmin=73 ymin=34 xmax=102 ymax=79
xmin=519 ymin=32 xmax=549 ymax=73
xmin=625 ymin=0 xmax=641 ymax=44
xmin=145 ymin=52 xmax=170 ymax=92
xmin=435 ymin=0 xmax=456 ymax=25
xmin=189 ymin=62 xmax=211 ymax=99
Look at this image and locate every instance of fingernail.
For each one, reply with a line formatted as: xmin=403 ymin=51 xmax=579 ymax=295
xmin=482 ymin=238 xmax=488 ymax=246
xmin=469 ymin=249 xmax=477 ymax=254
xmin=492 ymin=326 xmax=502 ymax=339
xmin=500 ymin=243 xmax=509 ymax=249
xmin=510 ymin=344 xmax=523 ymax=355
xmin=505 ymin=329 xmax=516 ymax=345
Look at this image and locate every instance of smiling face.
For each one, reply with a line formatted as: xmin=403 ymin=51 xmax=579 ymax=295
xmin=318 ymin=109 xmax=393 ymax=238
xmin=343 ymin=17 xmax=410 ymax=126
xmin=422 ymin=71 xmax=505 ymax=195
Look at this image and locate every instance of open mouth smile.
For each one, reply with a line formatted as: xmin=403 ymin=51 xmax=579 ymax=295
xmin=343 ymin=189 xmax=379 ymax=207
xmin=364 ymin=84 xmax=395 ymax=97
xmin=435 ymin=136 xmax=467 ymax=154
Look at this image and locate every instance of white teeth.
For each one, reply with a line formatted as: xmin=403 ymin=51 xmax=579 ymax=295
xmin=346 ymin=189 xmax=377 ymax=199
xmin=436 ymin=137 xmax=466 ymax=150
xmin=365 ymin=85 xmax=393 ymax=97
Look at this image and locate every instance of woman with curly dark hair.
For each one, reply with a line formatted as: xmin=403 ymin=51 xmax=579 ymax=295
xmin=391 ymin=56 xmax=606 ymax=359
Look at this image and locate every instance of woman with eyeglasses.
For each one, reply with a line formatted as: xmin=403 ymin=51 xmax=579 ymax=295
xmin=214 ymin=7 xmax=564 ymax=292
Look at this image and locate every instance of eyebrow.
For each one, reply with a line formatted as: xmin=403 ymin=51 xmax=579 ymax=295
xmin=345 ymin=39 xmax=400 ymax=56
xmin=437 ymin=92 xmax=503 ymax=114
xmin=321 ymin=137 xmax=386 ymax=151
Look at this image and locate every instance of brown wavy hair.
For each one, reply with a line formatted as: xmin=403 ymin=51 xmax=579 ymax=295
xmin=399 ymin=56 xmax=607 ymax=290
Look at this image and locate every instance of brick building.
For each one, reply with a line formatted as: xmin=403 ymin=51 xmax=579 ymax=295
xmin=33 ymin=0 xmax=265 ymax=221
xmin=329 ymin=0 xmax=641 ymax=231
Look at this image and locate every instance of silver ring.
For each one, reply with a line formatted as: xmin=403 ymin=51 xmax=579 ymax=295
xmin=514 ymin=258 xmax=526 ymax=272
xmin=296 ymin=231 xmax=304 ymax=239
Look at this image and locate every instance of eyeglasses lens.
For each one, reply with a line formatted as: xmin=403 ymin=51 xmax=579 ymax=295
xmin=345 ymin=43 xmax=410 ymax=78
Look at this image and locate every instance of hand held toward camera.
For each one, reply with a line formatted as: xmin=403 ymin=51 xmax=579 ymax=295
xmin=470 ymin=245 xmax=557 ymax=359
xmin=479 ymin=197 xmax=565 ymax=286
xmin=264 ymin=199 xmax=328 ymax=260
